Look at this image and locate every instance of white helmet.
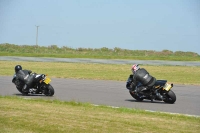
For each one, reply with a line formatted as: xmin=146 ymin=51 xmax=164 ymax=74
xmin=131 ymin=64 xmax=139 ymax=73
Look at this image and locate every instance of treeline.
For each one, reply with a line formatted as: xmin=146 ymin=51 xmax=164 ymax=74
xmin=0 ymin=43 xmax=199 ymax=61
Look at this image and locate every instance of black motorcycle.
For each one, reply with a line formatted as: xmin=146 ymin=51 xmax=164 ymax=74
xmin=12 ymin=73 xmax=55 ymax=96
xmin=128 ymin=80 xmax=176 ymax=104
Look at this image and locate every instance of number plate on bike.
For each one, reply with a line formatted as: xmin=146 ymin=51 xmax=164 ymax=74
xmin=44 ymin=78 xmax=51 ymax=84
xmin=163 ymin=83 xmax=172 ymax=91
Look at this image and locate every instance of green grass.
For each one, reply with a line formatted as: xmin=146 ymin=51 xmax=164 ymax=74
xmin=0 ymin=96 xmax=200 ymax=133
xmin=1 ymin=44 xmax=200 ymax=132
xmin=1 ymin=43 xmax=200 ymax=61
xmin=1 ymin=61 xmax=200 ymax=85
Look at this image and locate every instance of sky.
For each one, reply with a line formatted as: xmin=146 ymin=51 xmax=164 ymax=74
xmin=0 ymin=0 xmax=200 ymax=54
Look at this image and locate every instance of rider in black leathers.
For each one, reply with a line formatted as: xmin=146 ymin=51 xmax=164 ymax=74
xmin=14 ymin=65 xmax=36 ymax=93
xmin=126 ymin=64 xmax=156 ymax=96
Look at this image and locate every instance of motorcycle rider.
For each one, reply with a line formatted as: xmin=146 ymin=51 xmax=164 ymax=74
xmin=14 ymin=65 xmax=36 ymax=94
xmin=126 ymin=64 xmax=157 ymax=99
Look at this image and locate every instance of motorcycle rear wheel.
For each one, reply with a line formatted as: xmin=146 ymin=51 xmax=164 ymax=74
xmin=16 ymin=87 xmax=23 ymax=93
xmin=129 ymin=91 xmax=143 ymax=101
xmin=163 ymin=90 xmax=176 ymax=104
xmin=16 ymin=86 xmax=28 ymax=95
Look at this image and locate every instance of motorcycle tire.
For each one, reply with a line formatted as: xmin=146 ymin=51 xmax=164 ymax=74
xmin=16 ymin=85 xmax=28 ymax=95
xmin=16 ymin=87 xmax=23 ymax=93
xmin=44 ymin=84 xmax=55 ymax=96
xmin=163 ymin=90 xmax=176 ymax=104
xmin=129 ymin=91 xmax=143 ymax=101
xmin=14 ymin=79 xmax=24 ymax=93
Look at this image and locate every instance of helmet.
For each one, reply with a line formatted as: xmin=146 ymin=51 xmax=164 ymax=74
xmin=131 ymin=64 xmax=139 ymax=73
xmin=15 ymin=65 xmax=22 ymax=73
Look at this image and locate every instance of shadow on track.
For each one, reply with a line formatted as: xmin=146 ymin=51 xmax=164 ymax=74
xmin=13 ymin=93 xmax=46 ymax=97
xmin=125 ymin=99 xmax=167 ymax=104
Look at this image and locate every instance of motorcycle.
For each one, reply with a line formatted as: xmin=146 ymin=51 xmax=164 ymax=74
xmin=128 ymin=79 xmax=176 ymax=104
xmin=12 ymin=73 xmax=55 ymax=96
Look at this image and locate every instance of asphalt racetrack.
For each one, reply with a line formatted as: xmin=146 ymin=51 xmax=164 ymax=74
xmin=1 ymin=76 xmax=200 ymax=117
xmin=0 ymin=57 xmax=200 ymax=117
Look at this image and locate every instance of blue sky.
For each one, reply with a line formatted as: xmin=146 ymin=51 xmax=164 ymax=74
xmin=0 ymin=0 xmax=200 ymax=54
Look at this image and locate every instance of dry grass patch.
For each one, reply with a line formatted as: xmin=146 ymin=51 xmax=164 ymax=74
xmin=0 ymin=96 xmax=200 ymax=133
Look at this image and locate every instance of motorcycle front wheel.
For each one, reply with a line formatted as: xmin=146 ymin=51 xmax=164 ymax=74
xmin=163 ymin=90 xmax=176 ymax=104
xmin=44 ymin=84 xmax=55 ymax=96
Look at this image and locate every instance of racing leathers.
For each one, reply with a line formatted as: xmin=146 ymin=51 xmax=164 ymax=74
xmin=15 ymin=69 xmax=35 ymax=93
xmin=126 ymin=68 xmax=156 ymax=94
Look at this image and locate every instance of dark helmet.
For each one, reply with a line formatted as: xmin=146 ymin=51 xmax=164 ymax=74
xmin=15 ymin=65 xmax=22 ymax=73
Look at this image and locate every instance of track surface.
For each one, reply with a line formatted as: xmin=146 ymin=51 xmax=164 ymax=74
xmin=1 ymin=56 xmax=200 ymax=66
xmin=1 ymin=57 xmax=200 ymax=116
xmin=1 ymin=76 xmax=200 ymax=116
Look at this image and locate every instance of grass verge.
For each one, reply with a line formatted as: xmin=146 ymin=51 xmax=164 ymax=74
xmin=0 ymin=96 xmax=200 ymax=133
xmin=1 ymin=59 xmax=200 ymax=132
xmin=0 ymin=61 xmax=200 ymax=85
xmin=1 ymin=43 xmax=200 ymax=61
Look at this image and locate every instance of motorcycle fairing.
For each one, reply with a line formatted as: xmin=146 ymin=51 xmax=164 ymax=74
xmin=154 ymin=80 xmax=167 ymax=86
